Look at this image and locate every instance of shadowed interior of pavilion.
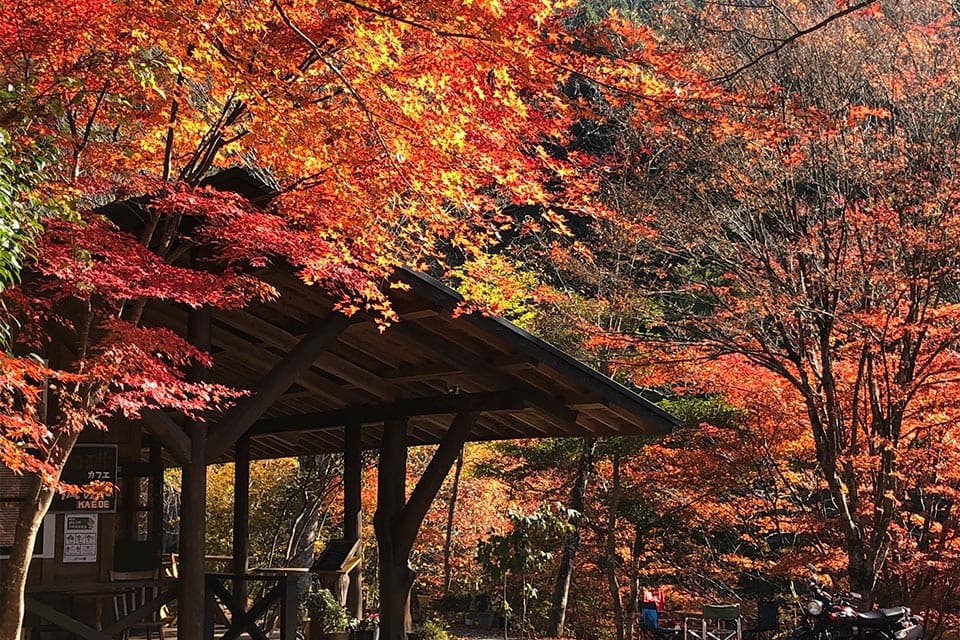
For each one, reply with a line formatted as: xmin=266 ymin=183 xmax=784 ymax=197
xmin=25 ymin=171 xmax=677 ymax=640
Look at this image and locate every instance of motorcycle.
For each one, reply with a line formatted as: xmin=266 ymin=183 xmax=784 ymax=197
xmin=791 ymin=568 xmax=924 ymax=640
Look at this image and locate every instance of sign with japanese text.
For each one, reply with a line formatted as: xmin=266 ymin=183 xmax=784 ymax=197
xmin=49 ymin=444 xmax=117 ymax=513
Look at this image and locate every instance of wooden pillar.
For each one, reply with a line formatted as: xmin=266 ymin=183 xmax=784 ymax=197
xmin=179 ymin=306 xmax=210 ymax=640
xmin=344 ymin=422 xmax=363 ymax=620
xmin=233 ymin=435 xmax=251 ymax=605
xmin=373 ymin=412 xmax=479 ymax=640
xmin=375 ymin=419 xmax=413 ymax=640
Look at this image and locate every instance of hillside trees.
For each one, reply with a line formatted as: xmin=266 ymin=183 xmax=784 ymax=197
xmin=0 ymin=1 xmax=722 ymax=637
xmin=203 ymin=456 xmax=344 ymax=568
xmin=580 ymin=0 xmax=960 ymax=607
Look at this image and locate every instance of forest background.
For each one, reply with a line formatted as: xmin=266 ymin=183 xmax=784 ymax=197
xmin=174 ymin=2 xmax=960 ymax=639
xmin=3 ymin=0 xmax=960 ymax=639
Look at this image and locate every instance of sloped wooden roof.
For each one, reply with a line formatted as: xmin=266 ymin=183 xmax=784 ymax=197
xmin=142 ymin=266 xmax=676 ymax=462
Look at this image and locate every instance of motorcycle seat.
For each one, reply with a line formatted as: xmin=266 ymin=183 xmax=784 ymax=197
xmin=857 ymin=607 xmax=906 ymax=627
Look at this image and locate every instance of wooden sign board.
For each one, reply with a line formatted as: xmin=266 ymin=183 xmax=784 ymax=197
xmin=50 ymin=444 xmax=117 ymax=513
xmin=311 ymin=538 xmax=360 ymax=574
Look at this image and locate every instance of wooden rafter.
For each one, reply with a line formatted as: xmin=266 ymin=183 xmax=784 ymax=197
xmin=250 ymin=390 xmax=527 ymax=435
xmin=205 ymin=312 xmax=351 ymax=461
xmin=140 ymin=409 xmax=191 ymax=466
xmin=394 ymin=321 xmax=579 ymax=425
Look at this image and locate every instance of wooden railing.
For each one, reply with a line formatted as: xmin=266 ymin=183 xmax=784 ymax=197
xmin=204 ymin=571 xmax=301 ymax=640
xmin=25 ymin=570 xmax=301 ymax=640
xmin=25 ymin=578 xmax=178 ymax=640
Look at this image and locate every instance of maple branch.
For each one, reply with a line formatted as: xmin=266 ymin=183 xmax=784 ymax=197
xmin=337 ymin=0 xmax=486 ymax=41
xmin=280 ymin=169 xmax=328 ymax=194
xmin=710 ymin=1 xmax=879 ymax=83
xmin=63 ymin=85 xmax=108 ymax=179
xmin=78 ymin=86 xmax=107 ymax=155
xmin=162 ymin=64 xmax=187 ymax=183
xmin=270 ymin=0 xmax=408 ymax=170
xmin=179 ymin=89 xmax=246 ymax=186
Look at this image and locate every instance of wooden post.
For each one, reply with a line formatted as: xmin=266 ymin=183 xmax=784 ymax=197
xmin=374 ymin=413 xmax=480 ymax=640
xmin=179 ymin=306 xmax=210 ymax=640
xmin=150 ymin=445 xmax=164 ymax=549
xmin=281 ymin=573 xmax=300 ymax=640
xmin=375 ymin=419 xmax=413 ymax=640
xmin=233 ymin=435 xmax=251 ymax=606
xmin=344 ymin=423 xmax=363 ymax=620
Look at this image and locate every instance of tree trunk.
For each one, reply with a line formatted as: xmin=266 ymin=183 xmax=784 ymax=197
xmin=344 ymin=425 xmax=364 ymax=621
xmin=521 ymin=572 xmax=528 ymax=640
xmin=502 ymin=573 xmax=509 ymax=640
xmin=547 ymin=437 xmax=596 ymax=637
xmin=0 ymin=429 xmax=81 ymax=640
xmin=625 ymin=524 xmax=644 ymax=640
xmin=441 ymin=446 xmax=464 ymax=598
xmin=605 ymin=451 xmax=624 ymax=640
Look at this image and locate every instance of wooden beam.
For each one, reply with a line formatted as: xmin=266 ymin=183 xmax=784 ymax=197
xmin=217 ymin=310 xmax=402 ymax=400
xmin=250 ymin=390 xmax=526 ymax=435
xmin=395 ymin=412 xmax=479 ymax=559
xmin=393 ymin=321 xmax=578 ymax=425
xmin=218 ymin=348 xmax=356 ymax=405
xmin=140 ymin=409 xmax=190 ymax=466
xmin=24 ymin=597 xmax=110 ymax=640
xmin=316 ymin=351 xmax=401 ymax=400
xmin=380 ymin=356 xmax=531 ymax=383
xmin=205 ymin=313 xmax=351 ymax=461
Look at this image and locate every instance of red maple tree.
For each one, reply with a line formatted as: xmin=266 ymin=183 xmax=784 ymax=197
xmin=0 ymin=1 xmax=718 ymax=638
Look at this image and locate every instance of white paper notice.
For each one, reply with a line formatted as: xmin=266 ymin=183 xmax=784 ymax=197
xmin=63 ymin=514 xmax=98 ymax=563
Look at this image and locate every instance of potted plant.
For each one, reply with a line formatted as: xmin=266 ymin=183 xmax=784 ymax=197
xmin=356 ymin=612 xmax=380 ymax=640
xmin=305 ymin=587 xmax=353 ymax=640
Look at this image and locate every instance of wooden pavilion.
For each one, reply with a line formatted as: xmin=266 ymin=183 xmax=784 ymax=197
xmin=6 ymin=172 xmax=677 ymax=640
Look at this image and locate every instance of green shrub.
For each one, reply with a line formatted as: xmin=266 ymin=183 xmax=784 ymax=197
xmin=305 ymin=587 xmax=352 ymax=633
xmin=415 ymin=617 xmax=450 ymax=640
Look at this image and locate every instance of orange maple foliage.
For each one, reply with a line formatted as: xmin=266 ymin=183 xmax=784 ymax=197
xmin=531 ymin=0 xmax=960 ymax=627
xmin=471 ymin=2 xmax=960 ymax=634
xmin=0 ymin=1 xmax=720 ymax=636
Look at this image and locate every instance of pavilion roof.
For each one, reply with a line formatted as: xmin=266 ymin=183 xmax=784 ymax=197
xmin=142 ymin=265 xmax=676 ymax=463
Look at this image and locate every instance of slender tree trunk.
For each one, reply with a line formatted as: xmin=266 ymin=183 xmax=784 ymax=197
xmin=521 ymin=572 xmax=528 ymax=640
xmin=625 ymin=524 xmax=644 ymax=640
xmin=0 ymin=429 xmax=81 ymax=640
xmin=442 ymin=446 xmax=464 ymax=598
xmin=502 ymin=573 xmax=509 ymax=640
xmin=547 ymin=437 xmax=596 ymax=637
xmin=605 ymin=451 xmax=624 ymax=640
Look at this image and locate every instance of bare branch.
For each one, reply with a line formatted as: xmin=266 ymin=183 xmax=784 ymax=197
xmin=711 ymin=1 xmax=879 ymax=83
